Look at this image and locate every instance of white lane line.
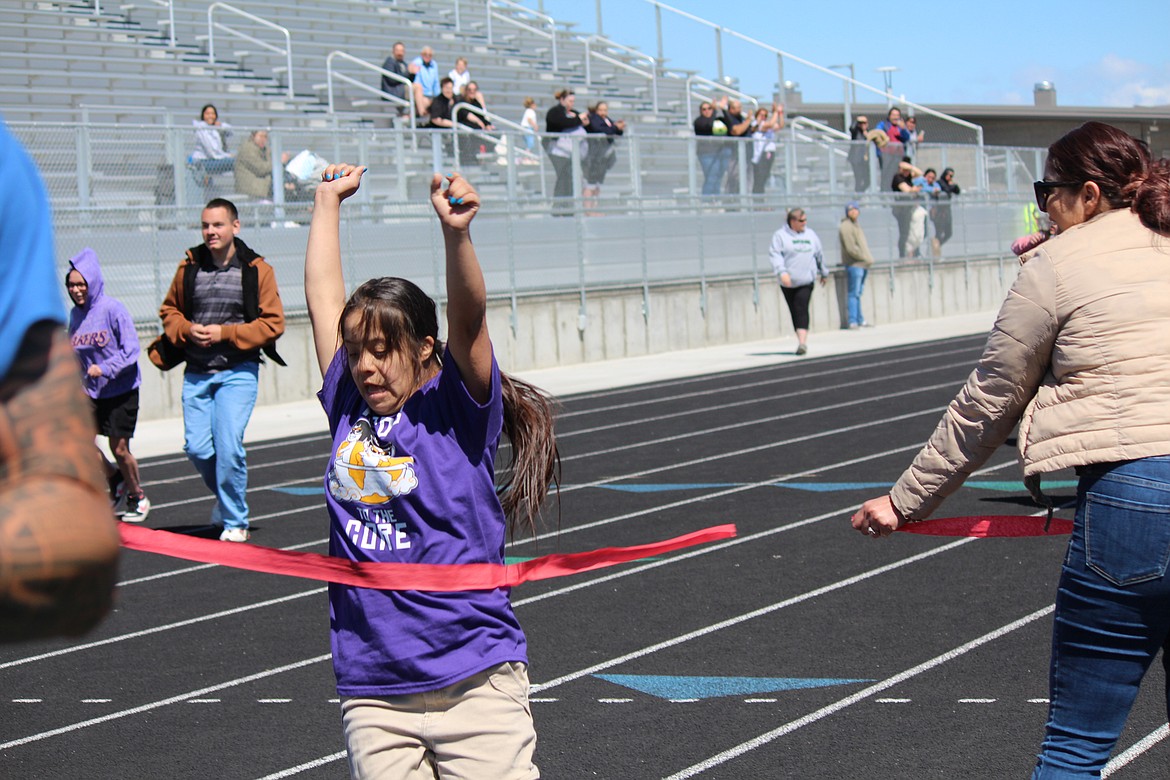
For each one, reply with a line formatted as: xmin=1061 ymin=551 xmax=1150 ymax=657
xmin=1103 ymin=723 xmax=1170 ymax=778
xmin=530 ymin=698 xmax=559 ymax=703
xmin=599 ymin=698 xmax=632 ymax=704
xmin=143 ymin=433 xmax=327 ymax=469
xmin=560 ymin=382 xmax=960 ymax=468
xmin=0 ymin=589 xmax=324 ymax=671
xmin=257 ymin=699 xmax=292 ymax=704
xmin=254 ymin=751 xmax=348 ymax=780
xmin=745 ymin=698 xmax=777 ymax=704
xmin=559 ymin=342 xmax=976 ymax=410
xmin=12 ymin=699 xmax=42 ymax=703
xmin=663 ymin=605 xmax=1056 ymax=779
xmin=958 ymin=698 xmax=997 ymax=704
xmin=81 ymin=699 xmax=111 ymax=704
xmin=188 ymin=699 xmax=220 ymax=704
xmin=245 ymin=460 xmax=1021 ymax=779
xmin=0 ymin=654 xmax=331 ymax=750
xmin=1028 ymin=698 xmax=1049 ymax=704
xmin=562 ymin=358 xmax=972 ymax=438
xmin=145 ymin=447 xmax=330 ymax=488
xmin=876 ymin=698 xmax=911 ymax=704
xmin=531 ymin=538 xmax=976 ymax=694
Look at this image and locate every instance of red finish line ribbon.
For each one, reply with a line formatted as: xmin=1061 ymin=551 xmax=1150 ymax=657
xmin=118 ymin=523 xmax=737 ymax=591
xmin=898 ymin=515 xmax=1072 ymax=538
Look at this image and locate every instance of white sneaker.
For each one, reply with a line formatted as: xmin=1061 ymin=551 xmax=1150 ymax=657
xmin=219 ymin=527 xmax=250 ymax=543
xmin=121 ymin=494 xmax=151 ymax=523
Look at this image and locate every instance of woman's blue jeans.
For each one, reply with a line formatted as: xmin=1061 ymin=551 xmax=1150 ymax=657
xmin=846 ymin=265 xmax=868 ymax=326
xmin=1032 ymin=456 xmax=1170 ymax=778
xmin=699 ymin=149 xmax=729 ymax=196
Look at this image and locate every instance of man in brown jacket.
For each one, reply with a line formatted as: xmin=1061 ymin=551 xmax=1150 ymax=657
xmin=838 ymin=201 xmax=874 ymax=328
xmin=156 ymin=198 xmax=285 ymax=542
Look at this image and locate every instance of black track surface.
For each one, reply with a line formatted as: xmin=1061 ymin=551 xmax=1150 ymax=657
xmin=2 ymin=335 xmax=1167 ymax=779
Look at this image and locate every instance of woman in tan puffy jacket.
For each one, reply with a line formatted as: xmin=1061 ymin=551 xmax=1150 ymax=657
xmin=852 ymin=122 xmax=1170 ymax=777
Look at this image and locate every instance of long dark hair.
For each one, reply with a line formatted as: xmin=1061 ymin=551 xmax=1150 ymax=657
xmin=341 ymin=277 xmax=560 ymax=539
xmin=1045 ymin=121 xmax=1170 ymax=235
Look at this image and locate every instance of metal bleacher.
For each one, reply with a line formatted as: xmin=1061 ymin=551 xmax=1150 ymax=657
xmin=3 ymin=0 xmax=716 ymax=215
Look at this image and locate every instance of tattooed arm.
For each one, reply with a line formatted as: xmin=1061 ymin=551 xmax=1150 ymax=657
xmin=0 ymin=322 xmax=120 ymax=642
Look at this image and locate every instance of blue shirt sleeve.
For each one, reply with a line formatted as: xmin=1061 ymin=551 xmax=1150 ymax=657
xmin=0 ymin=121 xmax=65 ymax=381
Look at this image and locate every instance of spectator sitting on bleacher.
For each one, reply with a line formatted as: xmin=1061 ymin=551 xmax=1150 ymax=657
xmin=455 ymin=82 xmax=493 ymax=166
xmin=427 ymin=77 xmax=456 ymax=130
xmin=380 ymin=41 xmax=411 ymax=119
xmin=191 ymin=104 xmax=234 ymax=176
xmin=234 ymin=130 xmax=290 ymax=201
xmin=449 ymin=57 xmax=471 ymax=95
xmin=410 ymin=46 xmax=440 ymax=118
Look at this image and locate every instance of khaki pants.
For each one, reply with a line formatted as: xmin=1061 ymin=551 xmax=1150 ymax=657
xmin=341 ymin=662 xmax=539 ymax=779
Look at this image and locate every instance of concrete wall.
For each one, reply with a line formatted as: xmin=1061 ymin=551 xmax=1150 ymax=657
xmin=137 ymin=255 xmax=1018 ymax=420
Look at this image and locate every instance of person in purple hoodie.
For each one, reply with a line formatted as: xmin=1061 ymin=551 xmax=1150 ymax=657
xmin=66 ymin=248 xmax=150 ymax=522
xmin=305 ymin=164 xmax=559 ymax=778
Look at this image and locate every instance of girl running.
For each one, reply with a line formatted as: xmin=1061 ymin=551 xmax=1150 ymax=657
xmin=304 ymin=164 xmax=557 ymax=779
xmin=66 ymin=248 xmax=150 ymax=522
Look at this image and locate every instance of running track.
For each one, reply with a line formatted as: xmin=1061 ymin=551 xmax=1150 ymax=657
xmin=2 ymin=334 xmax=1167 ymax=779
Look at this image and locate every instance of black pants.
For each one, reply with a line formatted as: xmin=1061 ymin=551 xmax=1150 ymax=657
xmin=781 ymin=282 xmax=814 ymax=331
xmin=849 ymin=156 xmax=870 ymax=192
xmin=893 ymin=204 xmax=914 ymax=257
xmin=934 ymin=207 xmax=953 ymax=245
xmin=751 ymin=153 xmax=775 ymax=194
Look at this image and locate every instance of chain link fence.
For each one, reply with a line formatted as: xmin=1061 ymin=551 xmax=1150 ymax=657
xmin=11 ymin=121 xmax=1039 ymax=326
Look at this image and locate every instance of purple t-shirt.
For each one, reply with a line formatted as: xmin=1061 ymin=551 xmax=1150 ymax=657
xmin=318 ymin=346 xmax=527 ymax=696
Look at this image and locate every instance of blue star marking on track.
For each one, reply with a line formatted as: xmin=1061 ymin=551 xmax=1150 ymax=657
xmin=595 ymin=674 xmax=872 ymax=700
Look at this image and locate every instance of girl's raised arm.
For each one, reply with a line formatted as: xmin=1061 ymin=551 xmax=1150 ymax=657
xmin=305 ymin=164 xmax=365 ymax=377
xmin=429 ymin=173 xmax=492 ymax=403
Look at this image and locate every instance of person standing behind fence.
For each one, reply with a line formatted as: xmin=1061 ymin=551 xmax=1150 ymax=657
xmin=848 ymin=116 xmax=871 ymax=192
xmin=304 ymin=164 xmax=558 ymax=779
xmin=770 ymin=207 xmax=828 ymax=356
xmin=153 ymin=198 xmax=286 ymax=542
xmin=891 ymin=158 xmax=923 ymax=258
xmin=545 ymin=88 xmax=588 ymax=216
xmin=66 ymin=248 xmax=150 ymax=523
xmin=838 ymin=201 xmax=874 ymax=329
xmin=750 ymin=104 xmax=784 ymax=195
xmin=583 ymin=101 xmax=624 ymax=214
xmin=0 ymin=120 xmax=119 ymax=641
xmin=850 ymin=120 xmax=1170 ymax=779
xmin=693 ymin=99 xmax=731 ymax=197
xmin=933 ymin=167 xmax=961 ymax=251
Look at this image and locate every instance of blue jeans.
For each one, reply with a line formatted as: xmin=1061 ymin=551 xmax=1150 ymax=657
xmin=182 ymin=362 xmax=259 ymax=530
xmin=698 ymin=149 xmax=729 ymax=196
xmin=846 ymin=265 xmax=868 ymax=326
xmin=1032 ymin=456 xmax=1170 ymax=778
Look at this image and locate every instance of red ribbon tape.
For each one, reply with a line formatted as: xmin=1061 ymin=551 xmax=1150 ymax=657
xmin=898 ymin=515 xmax=1073 ymax=538
xmin=119 ymin=523 xmax=737 ymax=591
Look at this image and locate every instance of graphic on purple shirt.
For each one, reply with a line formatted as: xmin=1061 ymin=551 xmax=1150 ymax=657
xmin=318 ymin=346 xmax=527 ymax=696
xmin=66 ymin=248 xmax=142 ymax=400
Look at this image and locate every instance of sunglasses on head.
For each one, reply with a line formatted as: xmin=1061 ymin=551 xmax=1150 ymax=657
xmin=1033 ymin=179 xmax=1081 ymax=212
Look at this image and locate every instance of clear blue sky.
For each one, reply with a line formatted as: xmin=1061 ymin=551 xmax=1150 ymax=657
xmin=536 ymin=0 xmax=1170 ymax=108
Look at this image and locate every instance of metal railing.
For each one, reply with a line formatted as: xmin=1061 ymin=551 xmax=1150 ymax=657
xmin=207 ymin=2 xmax=294 ymax=99
xmin=644 ymin=0 xmax=986 ymax=187
xmin=10 ymin=121 xmax=1043 ymax=332
xmin=682 ymin=74 xmax=759 ymax=120
xmin=325 ymin=51 xmax=415 ymax=126
xmin=487 ymin=0 xmax=558 ymax=71
xmin=579 ymin=35 xmax=659 ymax=113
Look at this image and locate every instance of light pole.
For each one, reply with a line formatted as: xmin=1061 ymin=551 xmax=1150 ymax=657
xmin=828 ymin=63 xmax=855 ymax=130
xmin=876 ymin=66 xmax=899 ymax=108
